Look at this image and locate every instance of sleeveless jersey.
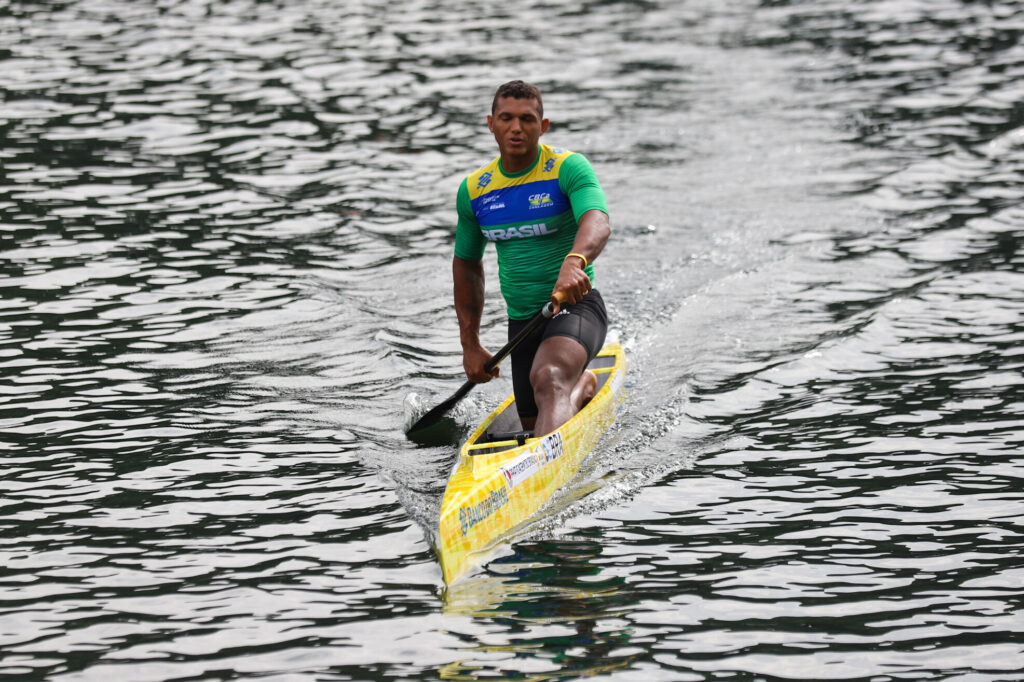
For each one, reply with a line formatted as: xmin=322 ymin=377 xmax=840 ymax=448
xmin=454 ymin=144 xmax=608 ymax=320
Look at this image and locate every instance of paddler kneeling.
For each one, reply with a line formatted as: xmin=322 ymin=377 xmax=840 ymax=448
xmin=452 ymin=80 xmax=611 ymax=437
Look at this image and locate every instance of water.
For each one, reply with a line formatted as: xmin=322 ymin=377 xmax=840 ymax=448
xmin=2 ymin=0 xmax=1022 ymax=679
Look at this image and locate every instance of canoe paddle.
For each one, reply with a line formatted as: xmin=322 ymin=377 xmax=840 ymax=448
xmin=406 ymin=297 xmax=559 ymax=445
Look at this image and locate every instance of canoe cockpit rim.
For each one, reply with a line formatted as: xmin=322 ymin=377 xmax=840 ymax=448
xmin=461 ymin=346 xmax=623 ymax=459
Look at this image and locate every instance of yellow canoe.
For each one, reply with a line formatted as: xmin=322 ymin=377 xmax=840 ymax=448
xmin=437 ymin=343 xmax=627 ymax=584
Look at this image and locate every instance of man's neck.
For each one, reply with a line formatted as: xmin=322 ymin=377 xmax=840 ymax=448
xmin=499 ymin=146 xmax=540 ymax=175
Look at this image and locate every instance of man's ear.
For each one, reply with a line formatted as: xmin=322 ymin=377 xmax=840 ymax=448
xmin=487 ymin=114 xmax=494 ymax=132
xmin=540 ymin=118 xmax=550 ymax=135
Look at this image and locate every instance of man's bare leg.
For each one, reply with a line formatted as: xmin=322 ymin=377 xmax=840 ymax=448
xmin=529 ymin=336 xmax=594 ymax=436
xmin=570 ymin=367 xmax=598 ymax=410
xmin=521 ymin=369 xmax=596 ymax=432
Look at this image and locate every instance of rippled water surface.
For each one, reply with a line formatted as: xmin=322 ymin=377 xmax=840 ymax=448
xmin=2 ymin=0 xmax=1023 ymax=679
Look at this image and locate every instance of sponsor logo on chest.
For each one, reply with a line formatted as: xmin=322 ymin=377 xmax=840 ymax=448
xmin=481 ymin=223 xmax=557 ymax=241
xmin=528 ymin=192 xmax=552 ymax=208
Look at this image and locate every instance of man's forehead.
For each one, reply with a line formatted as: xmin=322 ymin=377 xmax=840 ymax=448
xmin=494 ymin=96 xmax=542 ymax=116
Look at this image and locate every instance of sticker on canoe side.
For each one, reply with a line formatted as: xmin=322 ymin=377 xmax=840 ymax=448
xmin=500 ymin=452 xmax=540 ymax=489
xmin=535 ymin=431 xmax=564 ymax=466
xmin=499 ymin=432 xmax=564 ymax=490
xmin=458 ymin=484 xmax=509 ymax=536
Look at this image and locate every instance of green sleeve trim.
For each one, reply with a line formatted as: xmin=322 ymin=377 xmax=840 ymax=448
xmin=559 ymin=153 xmax=608 ymax=223
xmin=454 ymin=178 xmax=486 ymax=261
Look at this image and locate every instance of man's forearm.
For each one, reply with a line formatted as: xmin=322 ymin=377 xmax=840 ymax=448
xmin=570 ymin=209 xmax=611 ymax=263
xmin=453 ymin=256 xmax=485 ymax=348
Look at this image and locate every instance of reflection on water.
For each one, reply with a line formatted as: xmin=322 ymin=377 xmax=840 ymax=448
xmin=1 ymin=0 xmax=1022 ymax=679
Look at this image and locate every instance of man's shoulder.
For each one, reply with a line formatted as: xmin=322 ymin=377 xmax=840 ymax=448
xmin=540 ymin=143 xmax=576 ymax=158
xmin=541 ymin=144 xmax=600 ymax=182
xmin=539 ymin=143 xmax=577 ymax=171
xmin=464 ymin=155 xmax=502 ymax=197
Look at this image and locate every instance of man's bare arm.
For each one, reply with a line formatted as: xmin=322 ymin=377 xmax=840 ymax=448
xmin=453 ymin=255 xmax=498 ymax=382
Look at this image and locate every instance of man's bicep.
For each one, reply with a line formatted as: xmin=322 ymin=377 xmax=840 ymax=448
xmin=454 ymin=180 xmax=487 ymax=260
xmin=454 ymin=216 xmax=486 ymax=260
xmin=561 ymin=154 xmax=609 ymax=222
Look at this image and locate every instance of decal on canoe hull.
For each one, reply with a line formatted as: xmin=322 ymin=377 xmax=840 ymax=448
xmin=500 ymin=451 xmax=540 ymax=488
xmin=536 ymin=431 xmax=564 ymax=465
xmin=458 ymin=485 xmax=509 ymax=536
xmin=499 ymin=432 xmax=565 ymax=489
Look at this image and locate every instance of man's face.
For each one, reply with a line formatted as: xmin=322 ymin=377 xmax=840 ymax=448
xmin=487 ymin=96 xmax=549 ymax=166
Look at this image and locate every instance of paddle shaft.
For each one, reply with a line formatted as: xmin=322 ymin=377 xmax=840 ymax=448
xmin=407 ymin=300 xmax=556 ymax=436
xmin=480 ymin=301 xmax=555 ymax=375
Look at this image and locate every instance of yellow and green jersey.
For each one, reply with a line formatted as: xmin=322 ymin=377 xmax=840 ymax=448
xmin=454 ymin=143 xmax=608 ymax=320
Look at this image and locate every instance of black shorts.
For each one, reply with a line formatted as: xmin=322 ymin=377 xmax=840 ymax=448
xmin=507 ymin=289 xmax=608 ymax=420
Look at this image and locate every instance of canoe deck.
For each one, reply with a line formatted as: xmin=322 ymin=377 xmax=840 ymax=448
xmin=437 ymin=343 xmax=626 ymax=584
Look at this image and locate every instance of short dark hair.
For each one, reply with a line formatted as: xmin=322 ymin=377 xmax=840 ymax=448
xmin=491 ymin=80 xmax=543 ymax=118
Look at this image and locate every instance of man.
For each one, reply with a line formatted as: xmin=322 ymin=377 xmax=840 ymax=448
xmin=452 ymin=80 xmax=611 ymax=437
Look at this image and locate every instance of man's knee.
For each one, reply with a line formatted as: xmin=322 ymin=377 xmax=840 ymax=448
xmin=529 ymin=362 xmax=571 ymax=396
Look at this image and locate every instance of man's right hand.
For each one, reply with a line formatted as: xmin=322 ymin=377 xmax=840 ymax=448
xmin=463 ymin=344 xmax=499 ymax=383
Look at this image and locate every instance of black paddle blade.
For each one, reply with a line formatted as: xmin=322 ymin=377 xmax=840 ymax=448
xmin=406 ymin=415 xmax=460 ymax=447
xmin=407 ymin=394 xmax=455 ymax=432
xmin=408 ymin=387 xmax=460 ymax=429
xmin=406 ymin=381 xmax=474 ymax=446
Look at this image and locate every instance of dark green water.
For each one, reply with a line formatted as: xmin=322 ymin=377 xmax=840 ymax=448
xmin=2 ymin=0 xmax=1022 ymax=679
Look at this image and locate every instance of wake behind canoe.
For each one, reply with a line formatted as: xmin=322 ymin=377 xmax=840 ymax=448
xmin=437 ymin=343 xmax=627 ymax=584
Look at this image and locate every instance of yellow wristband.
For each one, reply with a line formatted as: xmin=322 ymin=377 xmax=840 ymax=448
xmin=565 ymin=252 xmax=588 ymax=268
